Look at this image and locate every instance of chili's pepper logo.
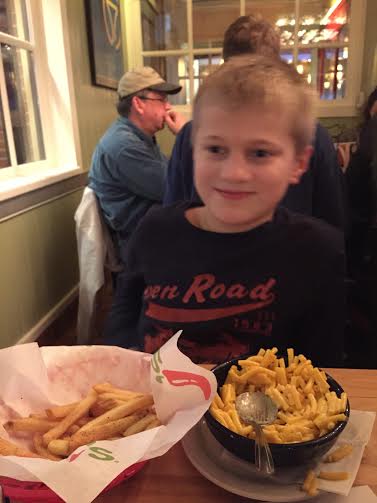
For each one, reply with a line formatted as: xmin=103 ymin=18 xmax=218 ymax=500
xmin=151 ymin=350 xmax=164 ymax=383
xmin=151 ymin=350 xmax=211 ymax=400
xmin=68 ymin=442 xmax=117 ymax=463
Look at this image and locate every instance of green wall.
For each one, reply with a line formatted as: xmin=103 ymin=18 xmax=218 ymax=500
xmin=67 ymin=0 xmax=117 ymax=169
xmin=0 ymin=192 xmax=82 ymax=347
xmin=0 ymin=0 xmax=118 ymax=347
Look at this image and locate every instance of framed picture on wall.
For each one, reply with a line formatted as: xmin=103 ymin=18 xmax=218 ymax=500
xmin=85 ymin=0 xmax=125 ymax=90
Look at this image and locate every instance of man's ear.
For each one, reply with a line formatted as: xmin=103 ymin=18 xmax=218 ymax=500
xmin=132 ymin=96 xmax=145 ymax=115
xmin=289 ymin=145 xmax=313 ymax=184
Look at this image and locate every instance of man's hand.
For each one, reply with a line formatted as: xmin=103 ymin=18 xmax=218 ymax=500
xmin=165 ymin=110 xmax=187 ymax=135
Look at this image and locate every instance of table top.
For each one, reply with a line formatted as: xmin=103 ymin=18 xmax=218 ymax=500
xmin=95 ymin=368 xmax=377 ymax=502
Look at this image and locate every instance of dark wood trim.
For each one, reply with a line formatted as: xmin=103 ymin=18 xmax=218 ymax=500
xmin=0 ymin=172 xmax=88 ymax=221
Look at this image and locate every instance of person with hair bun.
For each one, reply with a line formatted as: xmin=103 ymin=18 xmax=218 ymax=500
xmin=344 ymin=86 xmax=377 ymax=368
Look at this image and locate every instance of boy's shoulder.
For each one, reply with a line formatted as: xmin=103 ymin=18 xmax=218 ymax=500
xmin=125 ymin=203 xmax=189 ymax=261
xmin=276 ymin=207 xmax=344 ymax=254
xmin=133 ymin=202 xmax=189 ymax=236
xmin=146 ymin=201 xmax=188 ymax=222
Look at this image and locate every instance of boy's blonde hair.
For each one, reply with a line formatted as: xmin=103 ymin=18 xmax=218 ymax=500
xmin=192 ymin=54 xmax=316 ymax=153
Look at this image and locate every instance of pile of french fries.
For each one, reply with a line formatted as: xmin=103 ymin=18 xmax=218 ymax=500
xmin=0 ymin=382 xmax=160 ymax=461
xmin=302 ymin=443 xmax=353 ymax=496
xmin=210 ymin=347 xmax=348 ymax=444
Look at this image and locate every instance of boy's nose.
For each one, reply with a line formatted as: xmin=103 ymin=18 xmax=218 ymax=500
xmin=165 ymin=101 xmax=172 ymax=111
xmin=220 ymin=156 xmax=253 ymax=182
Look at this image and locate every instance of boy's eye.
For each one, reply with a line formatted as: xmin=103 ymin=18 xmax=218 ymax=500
xmin=206 ymin=145 xmax=226 ymax=155
xmin=250 ymin=149 xmax=271 ymax=159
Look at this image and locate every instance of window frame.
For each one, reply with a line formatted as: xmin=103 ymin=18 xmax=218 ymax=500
xmin=0 ymin=1 xmax=49 ymax=175
xmin=0 ymin=0 xmax=82 ymax=203
xmin=124 ymin=0 xmax=367 ymax=117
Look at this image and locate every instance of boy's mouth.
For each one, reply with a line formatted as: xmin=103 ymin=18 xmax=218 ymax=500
xmin=215 ymin=188 xmax=255 ymax=200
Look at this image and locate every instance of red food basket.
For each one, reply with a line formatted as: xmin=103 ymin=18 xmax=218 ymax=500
xmin=0 ymin=461 xmax=147 ymax=502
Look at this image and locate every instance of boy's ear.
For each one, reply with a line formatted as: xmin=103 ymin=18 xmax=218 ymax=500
xmin=290 ymin=146 xmax=313 ymax=185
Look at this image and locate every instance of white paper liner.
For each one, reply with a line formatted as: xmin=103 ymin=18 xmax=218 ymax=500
xmin=0 ymin=332 xmax=217 ymax=503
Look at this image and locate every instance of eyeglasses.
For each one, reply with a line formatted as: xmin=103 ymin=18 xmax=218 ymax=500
xmin=139 ymin=96 xmax=168 ymax=104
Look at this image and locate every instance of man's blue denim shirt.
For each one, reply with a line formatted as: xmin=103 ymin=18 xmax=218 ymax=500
xmin=89 ymin=116 xmax=168 ymax=245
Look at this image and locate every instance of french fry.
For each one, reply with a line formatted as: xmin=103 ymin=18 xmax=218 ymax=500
xmin=91 ymin=382 xmax=113 ymax=392
xmin=97 ymin=398 xmax=126 ymax=410
xmin=302 ymin=469 xmax=316 ymax=492
xmin=76 ymin=417 xmax=91 ymax=427
xmin=0 ymin=437 xmax=40 ymax=458
xmin=33 ymin=433 xmax=61 ymax=461
xmin=48 ymin=439 xmax=70 ymax=457
xmin=29 ymin=413 xmax=48 ymax=420
xmin=145 ymin=417 xmax=162 ymax=430
xmin=4 ymin=418 xmax=58 ymax=434
xmin=70 ymin=415 xmax=142 ymax=451
xmin=325 ymin=444 xmax=353 ymax=463
xmin=122 ymin=414 xmax=159 ymax=437
xmin=77 ymin=394 xmax=154 ymax=433
xmin=318 ymin=470 xmax=349 ymax=481
xmin=307 ymin=476 xmax=319 ymax=497
xmin=97 ymin=391 xmax=143 ymax=402
xmin=90 ymin=402 xmax=110 ymax=418
xmin=45 ymin=402 xmax=79 ymax=420
xmin=93 ymin=383 xmax=142 ymax=400
xmin=1 ymin=383 xmax=161 ymax=462
xmin=43 ymin=389 xmax=98 ymax=446
xmin=66 ymin=424 xmax=80 ymax=435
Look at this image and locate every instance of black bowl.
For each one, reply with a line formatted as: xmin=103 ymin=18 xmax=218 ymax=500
xmin=204 ymin=357 xmax=350 ymax=467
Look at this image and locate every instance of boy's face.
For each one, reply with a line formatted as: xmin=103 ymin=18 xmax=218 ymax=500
xmin=192 ymin=103 xmax=311 ymax=233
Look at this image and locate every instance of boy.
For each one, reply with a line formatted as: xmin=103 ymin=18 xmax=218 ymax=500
xmin=164 ymin=15 xmax=345 ymax=232
xmin=105 ymin=55 xmax=345 ymax=367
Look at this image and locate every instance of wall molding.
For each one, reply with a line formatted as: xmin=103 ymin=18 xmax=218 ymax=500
xmin=16 ymin=285 xmax=79 ymax=345
xmin=0 ymin=173 xmax=87 ymax=223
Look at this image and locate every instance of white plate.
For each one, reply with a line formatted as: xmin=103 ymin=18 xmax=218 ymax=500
xmin=182 ymin=419 xmax=317 ymax=502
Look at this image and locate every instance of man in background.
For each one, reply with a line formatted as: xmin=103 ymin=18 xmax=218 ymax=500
xmin=163 ymin=15 xmax=345 ymax=231
xmin=89 ymin=66 xmax=186 ymax=264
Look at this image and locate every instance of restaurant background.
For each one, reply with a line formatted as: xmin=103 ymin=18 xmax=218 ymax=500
xmin=0 ymin=0 xmax=376 ymax=347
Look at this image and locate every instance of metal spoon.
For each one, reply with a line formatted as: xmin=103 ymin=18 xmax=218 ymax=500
xmin=235 ymin=391 xmax=278 ymax=475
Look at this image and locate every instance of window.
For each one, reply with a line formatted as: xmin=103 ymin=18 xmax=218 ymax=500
xmin=0 ymin=0 xmax=45 ymax=170
xmin=0 ymin=0 xmax=80 ymax=201
xmin=125 ymin=0 xmax=366 ymax=116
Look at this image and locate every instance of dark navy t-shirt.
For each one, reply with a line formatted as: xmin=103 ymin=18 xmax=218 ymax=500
xmin=105 ymin=204 xmax=345 ymax=367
